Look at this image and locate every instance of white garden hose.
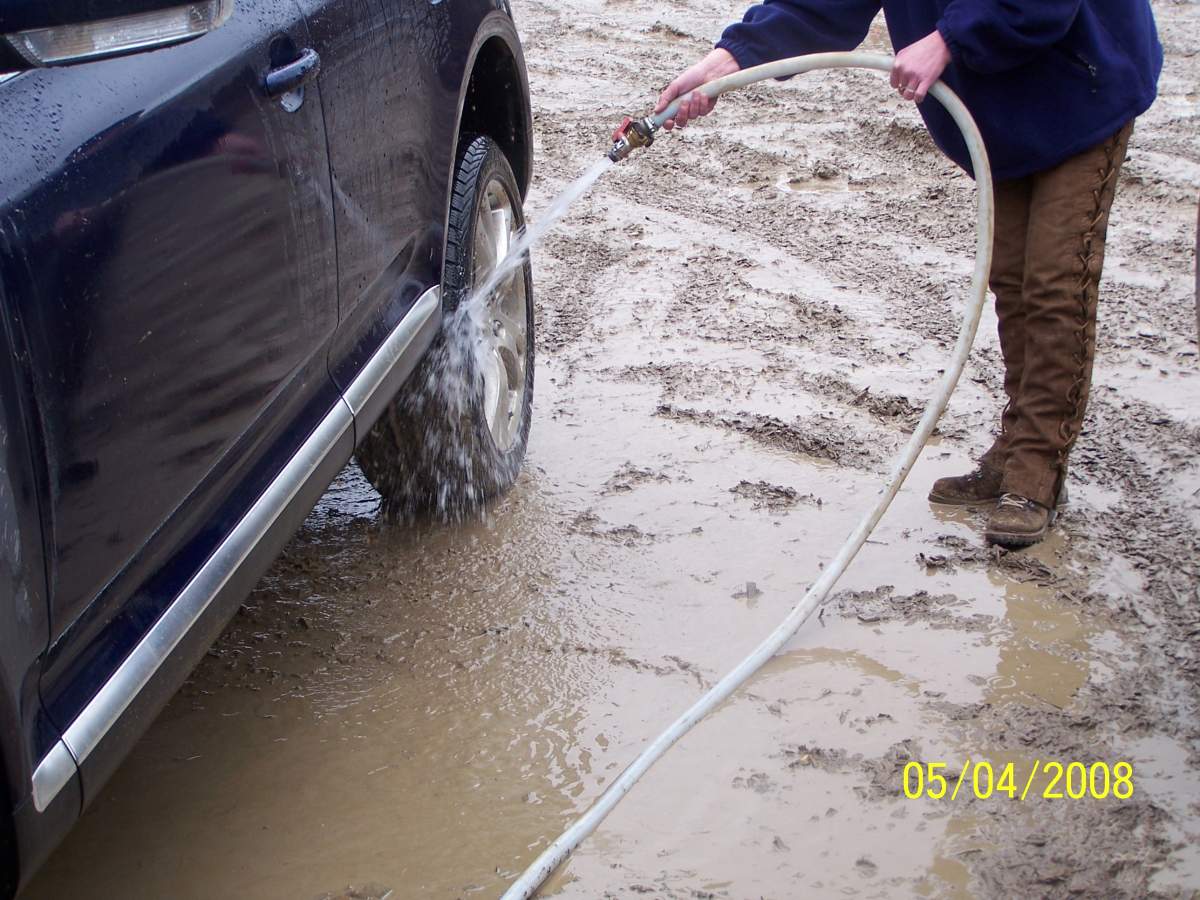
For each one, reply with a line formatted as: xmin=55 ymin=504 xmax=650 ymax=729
xmin=502 ymin=52 xmax=994 ymax=898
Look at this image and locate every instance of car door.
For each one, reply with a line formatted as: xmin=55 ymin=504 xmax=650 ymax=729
xmin=0 ymin=0 xmax=339 ymax=736
xmin=295 ymin=0 xmax=459 ymax=390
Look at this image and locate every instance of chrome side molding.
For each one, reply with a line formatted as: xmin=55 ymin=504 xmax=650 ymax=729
xmin=31 ymin=740 xmax=76 ymax=813
xmin=61 ymin=405 xmax=354 ymax=777
xmin=342 ymin=287 xmax=439 ymax=416
xmin=30 ymin=285 xmax=441 ymax=812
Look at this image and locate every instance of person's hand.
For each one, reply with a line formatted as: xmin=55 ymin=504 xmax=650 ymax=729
xmin=891 ymin=30 xmax=951 ymax=103
xmin=655 ymin=48 xmax=741 ymax=130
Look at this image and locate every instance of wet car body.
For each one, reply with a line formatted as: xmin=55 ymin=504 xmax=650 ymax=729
xmin=0 ymin=0 xmax=531 ymax=891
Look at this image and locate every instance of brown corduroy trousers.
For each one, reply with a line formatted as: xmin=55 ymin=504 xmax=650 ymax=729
xmin=979 ymin=120 xmax=1134 ymax=509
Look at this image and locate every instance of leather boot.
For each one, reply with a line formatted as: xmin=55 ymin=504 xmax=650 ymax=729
xmin=996 ymin=122 xmax=1133 ymax=508
xmin=985 ymin=493 xmax=1056 ymax=547
xmin=928 ymin=463 xmax=1005 ymax=506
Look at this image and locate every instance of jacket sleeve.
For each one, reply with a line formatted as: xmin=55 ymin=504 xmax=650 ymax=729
xmin=937 ymin=1 xmax=1084 ymax=74
xmin=715 ymin=0 xmax=883 ymax=70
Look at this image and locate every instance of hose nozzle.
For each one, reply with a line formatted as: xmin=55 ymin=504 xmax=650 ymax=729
xmin=608 ymin=115 xmax=658 ymax=163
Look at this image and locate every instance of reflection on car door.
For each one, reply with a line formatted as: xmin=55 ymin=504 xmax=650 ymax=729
xmin=0 ymin=0 xmax=339 ymax=729
xmin=296 ymin=0 xmax=461 ymax=388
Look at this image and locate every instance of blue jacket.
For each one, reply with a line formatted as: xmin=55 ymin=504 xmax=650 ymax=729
xmin=716 ymin=1 xmax=1162 ymax=180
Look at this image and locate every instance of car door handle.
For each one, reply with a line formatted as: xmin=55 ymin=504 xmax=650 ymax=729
xmin=265 ymin=48 xmax=320 ymax=97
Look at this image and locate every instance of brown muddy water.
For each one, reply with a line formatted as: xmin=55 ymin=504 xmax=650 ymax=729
xmin=27 ymin=0 xmax=1200 ymax=897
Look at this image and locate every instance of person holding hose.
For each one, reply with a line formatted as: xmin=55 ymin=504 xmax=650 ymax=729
xmin=660 ymin=1 xmax=1161 ymax=548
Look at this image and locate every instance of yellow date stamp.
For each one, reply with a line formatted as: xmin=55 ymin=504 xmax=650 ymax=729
xmin=902 ymin=760 xmax=1134 ymax=801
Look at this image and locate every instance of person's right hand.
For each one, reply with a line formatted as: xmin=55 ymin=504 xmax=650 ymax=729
xmin=655 ymin=48 xmax=741 ymax=130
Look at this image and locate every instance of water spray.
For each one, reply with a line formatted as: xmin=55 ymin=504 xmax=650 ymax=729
xmin=501 ymin=51 xmax=994 ymax=898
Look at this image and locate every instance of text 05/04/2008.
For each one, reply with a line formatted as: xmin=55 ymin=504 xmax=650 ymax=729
xmin=901 ymin=760 xmax=1135 ymax=801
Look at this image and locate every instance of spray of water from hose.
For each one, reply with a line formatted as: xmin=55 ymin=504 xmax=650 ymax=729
xmin=498 ymin=51 xmax=994 ymax=898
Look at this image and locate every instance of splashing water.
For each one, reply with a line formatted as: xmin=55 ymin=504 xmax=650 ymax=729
xmin=464 ymin=156 xmax=615 ymax=318
xmin=363 ymin=157 xmax=616 ymax=521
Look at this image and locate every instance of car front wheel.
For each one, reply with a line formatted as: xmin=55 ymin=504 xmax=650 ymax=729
xmin=356 ymin=135 xmax=534 ymax=518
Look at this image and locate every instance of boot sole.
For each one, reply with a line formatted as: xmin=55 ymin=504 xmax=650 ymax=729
xmin=985 ymin=510 xmax=1057 ymax=549
xmin=927 ymin=492 xmax=1001 ymax=507
xmin=984 ymin=528 xmax=1045 ymax=548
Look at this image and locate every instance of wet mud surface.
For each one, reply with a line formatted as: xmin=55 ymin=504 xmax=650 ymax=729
xmin=27 ymin=1 xmax=1200 ymax=897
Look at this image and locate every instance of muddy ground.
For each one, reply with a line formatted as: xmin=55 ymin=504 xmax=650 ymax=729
xmin=27 ymin=1 xmax=1200 ymax=898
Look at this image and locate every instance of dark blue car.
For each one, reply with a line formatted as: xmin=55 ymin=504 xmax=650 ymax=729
xmin=0 ymin=0 xmax=534 ymax=891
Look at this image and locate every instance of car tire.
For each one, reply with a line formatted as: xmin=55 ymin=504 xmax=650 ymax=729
xmin=356 ymin=135 xmax=534 ymax=518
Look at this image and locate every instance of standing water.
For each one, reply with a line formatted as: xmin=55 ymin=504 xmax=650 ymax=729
xmin=366 ymin=157 xmax=616 ymax=520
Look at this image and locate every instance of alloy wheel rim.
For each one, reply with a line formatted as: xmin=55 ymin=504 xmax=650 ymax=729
xmin=470 ymin=177 xmax=528 ymax=452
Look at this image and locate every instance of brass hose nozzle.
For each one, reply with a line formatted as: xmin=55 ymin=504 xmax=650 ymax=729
xmin=607 ymin=115 xmax=658 ymax=163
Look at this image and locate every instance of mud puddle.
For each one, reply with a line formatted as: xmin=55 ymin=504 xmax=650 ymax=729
xmin=27 ymin=0 xmax=1200 ymax=897
xmin=26 ymin=353 xmax=1192 ymax=899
